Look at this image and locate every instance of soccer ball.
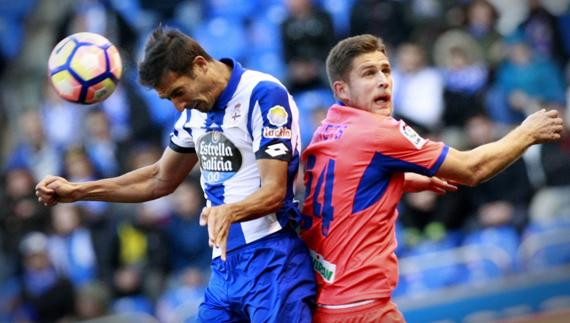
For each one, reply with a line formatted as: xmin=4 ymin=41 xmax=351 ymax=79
xmin=48 ymin=32 xmax=122 ymax=105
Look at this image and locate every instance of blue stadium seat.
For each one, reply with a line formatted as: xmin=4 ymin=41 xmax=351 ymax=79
xmin=245 ymin=50 xmax=287 ymax=81
xmin=519 ymin=219 xmax=570 ymax=271
xmin=192 ymin=17 xmax=247 ymax=61
xmin=0 ymin=0 xmax=33 ymax=60
xmin=204 ymin=0 xmax=258 ymax=22
xmin=293 ymin=88 xmax=335 ymax=147
xmin=294 ymin=88 xmax=335 ymax=113
xmin=112 ymin=295 xmax=155 ymax=316
xmin=399 ymin=237 xmax=467 ymax=295
xmin=320 ymin=0 xmax=356 ymax=37
xmin=0 ymin=0 xmax=36 ymax=18
xmin=247 ymin=16 xmax=283 ymax=54
xmin=462 ymin=226 xmax=519 ymax=282
xmin=0 ymin=18 xmax=24 ymax=59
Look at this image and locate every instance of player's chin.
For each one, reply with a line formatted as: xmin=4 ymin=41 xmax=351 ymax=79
xmin=371 ymin=104 xmax=392 ymax=117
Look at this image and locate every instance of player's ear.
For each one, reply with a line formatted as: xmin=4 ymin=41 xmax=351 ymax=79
xmin=192 ymin=56 xmax=208 ymax=72
xmin=333 ymin=80 xmax=349 ymax=103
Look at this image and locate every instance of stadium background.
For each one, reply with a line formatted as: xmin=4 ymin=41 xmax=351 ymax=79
xmin=1 ymin=0 xmax=570 ymax=322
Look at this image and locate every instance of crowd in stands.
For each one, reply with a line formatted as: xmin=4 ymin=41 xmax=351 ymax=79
xmin=1 ymin=0 xmax=570 ymax=321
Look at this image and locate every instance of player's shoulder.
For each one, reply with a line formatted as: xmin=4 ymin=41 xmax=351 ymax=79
xmin=358 ymin=117 xmax=428 ymax=149
xmin=242 ymin=69 xmax=285 ymax=89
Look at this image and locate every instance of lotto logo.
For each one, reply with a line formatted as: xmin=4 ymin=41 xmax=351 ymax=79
xmin=265 ymin=143 xmax=288 ymax=157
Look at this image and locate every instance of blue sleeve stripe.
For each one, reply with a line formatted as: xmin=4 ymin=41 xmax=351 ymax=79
xmin=427 ymin=145 xmax=449 ymax=177
xmin=352 ymin=147 xmax=447 ymax=214
xmin=248 ymin=80 xmax=292 ymax=142
xmin=183 ymin=110 xmax=193 ymax=137
xmin=247 ymin=97 xmax=255 ymax=140
xmin=381 ymin=153 xmax=432 ymax=175
xmin=353 ymin=152 xmax=391 ymax=214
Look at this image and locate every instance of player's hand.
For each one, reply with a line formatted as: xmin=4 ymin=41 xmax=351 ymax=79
xmin=404 ymin=173 xmax=458 ymax=195
xmin=35 ymin=175 xmax=77 ymax=206
xmin=520 ymin=109 xmax=564 ymax=144
xmin=200 ymin=205 xmax=234 ymax=261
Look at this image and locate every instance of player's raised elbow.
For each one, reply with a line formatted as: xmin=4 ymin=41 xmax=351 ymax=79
xmin=151 ymin=181 xmax=178 ymax=199
xmin=460 ymin=155 xmax=489 ymax=187
xmin=438 ymin=149 xmax=485 ymax=187
xmin=147 ymin=164 xmax=178 ymax=199
xmin=462 ymin=168 xmax=485 ymax=187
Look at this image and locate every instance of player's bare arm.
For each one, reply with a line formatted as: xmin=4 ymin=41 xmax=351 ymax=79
xmin=36 ymin=147 xmax=198 ymax=206
xmin=403 ymin=173 xmax=458 ymax=195
xmin=200 ymin=158 xmax=288 ymax=260
xmin=436 ymin=109 xmax=563 ymax=186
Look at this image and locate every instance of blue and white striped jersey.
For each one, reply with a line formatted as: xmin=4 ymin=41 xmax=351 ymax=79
xmin=169 ymin=59 xmax=301 ymax=258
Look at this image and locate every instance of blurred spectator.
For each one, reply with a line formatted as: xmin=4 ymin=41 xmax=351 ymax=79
xmin=349 ymin=0 xmax=412 ymax=50
xmin=393 ymin=42 xmax=444 ymax=132
xmin=110 ymin=208 xmax=165 ymax=303
xmin=163 ymin=179 xmax=210 ymax=274
xmin=108 ymin=145 xmax=170 ymax=301
xmin=74 ymin=281 xmax=111 ymax=320
xmin=464 ymin=0 xmax=504 ymax=69
xmin=1 ymin=167 xmax=50 ymax=268
xmin=83 ymin=108 xmax=123 ymax=177
xmin=281 ymin=0 xmax=335 ymax=93
xmin=434 ymin=30 xmax=488 ymax=128
xmin=111 ymin=265 xmax=154 ymax=316
xmin=61 ymin=147 xmax=115 ymax=285
xmin=17 ymin=232 xmax=75 ymax=322
xmin=407 ymin=0 xmax=457 ymax=56
xmin=517 ymin=0 xmax=568 ymax=66
xmin=39 ymin=82 xmax=85 ymax=150
xmin=460 ymin=113 xmax=534 ymax=232
xmin=487 ymin=38 xmax=566 ymax=125
xmin=293 ymin=88 xmax=334 ymax=147
xmin=156 ymin=267 xmax=206 ymax=323
xmin=5 ymin=110 xmax=62 ymax=181
xmin=399 ymin=190 xmax=446 ymax=241
xmin=97 ymin=79 xmax=164 ymax=149
xmin=114 ymin=77 xmax=164 ymax=149
xmin=529 ymin=120 xmax=570 ymax=222
xmin=47 ymin=204 xmax=98 ymax=288
xmin=138 ymin=0 xmax=180 ymax=24
xmin=1 ymin=0 xmax=569 ymax=319
xmin=62 ymin=147 xmax=110 ymax=218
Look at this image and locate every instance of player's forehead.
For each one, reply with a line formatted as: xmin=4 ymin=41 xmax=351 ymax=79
xmin=350 ymin=51 xmax=390 ymax=72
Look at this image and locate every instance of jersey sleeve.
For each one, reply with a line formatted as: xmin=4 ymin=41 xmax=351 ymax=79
xmin=168 ymin=110 xmax=196 ymax=153
xmin=373 ymin=120 xmax=448 ymax=176
xmin=249 ymin=81 xmax=295 ymax=161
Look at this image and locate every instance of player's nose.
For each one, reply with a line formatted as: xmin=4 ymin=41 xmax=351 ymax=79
xmin=377 ymin=74 xmax=389 ymax=88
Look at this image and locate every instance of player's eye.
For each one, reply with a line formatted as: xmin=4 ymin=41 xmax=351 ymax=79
xmin=171 ymin=89 xmax=183 ymax=99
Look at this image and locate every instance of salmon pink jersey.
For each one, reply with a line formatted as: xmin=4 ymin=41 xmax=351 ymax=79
xmin=300 ymin=104 xmax=448 ymax=305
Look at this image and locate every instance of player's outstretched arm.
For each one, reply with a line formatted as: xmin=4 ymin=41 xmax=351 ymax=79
xmin=200 ymin=158 xmax=288 ymax=260
xmin=436 ymin=109 xmax=563 ymax=186
xmin=36 ymin=147 xmax=198 ymax=206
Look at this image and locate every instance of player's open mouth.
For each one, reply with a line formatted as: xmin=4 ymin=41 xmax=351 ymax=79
xmin=374 ymin=94 xmax=391 ymax=105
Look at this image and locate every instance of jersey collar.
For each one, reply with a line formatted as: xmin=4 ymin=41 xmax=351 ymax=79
xmin=213 ymin=58 xmax=245 ymax=110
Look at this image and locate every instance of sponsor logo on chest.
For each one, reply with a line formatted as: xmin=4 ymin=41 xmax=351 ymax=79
xmin=197 ymin=130 xmax=243 ymax=184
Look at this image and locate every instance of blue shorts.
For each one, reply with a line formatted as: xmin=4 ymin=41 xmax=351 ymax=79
xmin=198 ymin=228 xmax=316 ymax=322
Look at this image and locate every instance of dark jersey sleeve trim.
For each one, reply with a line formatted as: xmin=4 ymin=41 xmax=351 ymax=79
xmin=169 ymin=141 xmax=196 ymax=154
